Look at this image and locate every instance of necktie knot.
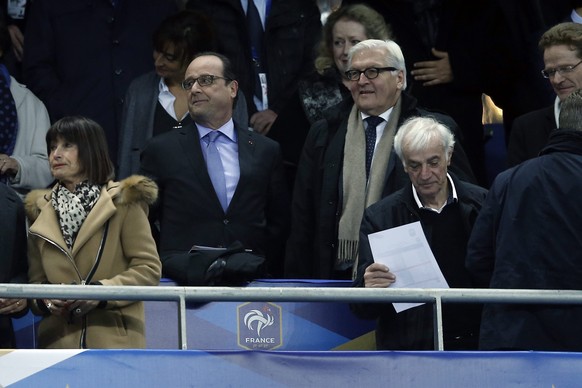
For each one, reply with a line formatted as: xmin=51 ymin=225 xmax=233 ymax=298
xmin=205 ymin=130 xmax=221 ymax=145
xmin=365 ymin=116 xmax=384 ymax=129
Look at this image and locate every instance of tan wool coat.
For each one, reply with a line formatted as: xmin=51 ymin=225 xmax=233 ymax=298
xmin=25 ymin=175 xmax=161 ymax=349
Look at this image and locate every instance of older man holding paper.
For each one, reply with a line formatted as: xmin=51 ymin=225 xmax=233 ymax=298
xmin=352 ymin=116 xmax=487 ymax=350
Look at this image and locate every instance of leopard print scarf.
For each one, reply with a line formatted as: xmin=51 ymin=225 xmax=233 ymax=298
xmin=51 ymin=181 xmax=101 ymax=249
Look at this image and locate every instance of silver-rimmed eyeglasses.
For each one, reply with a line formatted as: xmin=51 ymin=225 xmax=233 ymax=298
xmin=345 ymin=67 xmax=398 ymax=81
xmin=541 ymin=60 xmax=582 ymax=79
xmin=181 ymin=75 xmax=231 ymax=90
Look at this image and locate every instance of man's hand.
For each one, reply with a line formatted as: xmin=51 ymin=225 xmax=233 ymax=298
xmin=363 ymin=263 xmax=396 ymax=288
xmin=250 ymin=109 xmax=278 ymax=135
xmin=410 ymin=48 xmax=453 ymax=86
xmin=0 ymin=154 xmax=19 ymax=177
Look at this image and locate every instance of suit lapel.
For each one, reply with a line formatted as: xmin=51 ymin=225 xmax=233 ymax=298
xmin=231 ymin=127 xmax=256 ymax=207
xmin=0 ymin=190 xmax=16 ymax=281
xmin=545 ymin=105 xmax=556 ymax=133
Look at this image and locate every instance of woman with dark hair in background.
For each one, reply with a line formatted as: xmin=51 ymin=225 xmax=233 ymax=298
xmin=25 ymin=116 xmax=161 ymax=349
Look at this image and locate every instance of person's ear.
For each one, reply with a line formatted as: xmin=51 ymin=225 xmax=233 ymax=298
xmin=396 ymin=71 xmax=404 ymax=89
xmin=229 ymin=79 xmax=238 ymax=98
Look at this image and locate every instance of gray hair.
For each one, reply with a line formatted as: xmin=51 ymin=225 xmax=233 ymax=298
xmin=347 ymin=39 xmax=407 ymax=89
xmin=394 ymin=116 xmax=455 ymax=165
xmin=559 ymin=88 xmax=582 ymax=131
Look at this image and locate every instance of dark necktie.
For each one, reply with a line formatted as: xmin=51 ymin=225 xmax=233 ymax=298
xmin=204 ymin=131 xmax=228 ymax=212
xmin=365 ymin=116 xmax=383 ymax=179
xmin=247 ymin=0 xmax=264 ymax=101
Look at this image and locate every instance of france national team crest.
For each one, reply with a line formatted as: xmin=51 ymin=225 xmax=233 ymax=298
xmin=237 ymin=302 xmax=282 ymax=350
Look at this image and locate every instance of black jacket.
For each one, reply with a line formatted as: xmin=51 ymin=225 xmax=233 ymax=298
xmin=352 ymin=174 xmax=487 ymax=350
xmin=139 ymin=122 xmax=290 ymax=281
xmin=467 ymin=130 xmax=582 ymax=351
xmin=0 ymin=184 xmax=28 ymax=348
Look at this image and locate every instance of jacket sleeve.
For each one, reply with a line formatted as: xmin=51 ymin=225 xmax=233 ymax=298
xmin=284 ymin=120 xmax=325 ymax=278
xmin=22 ymin=0 xmax=68 ymax=120
xmin=436 ymin=113 xmax=477 ymax=184
xmin=10 ymin=86 xmax=53 ymax=190
xmin=465 ymin=171 xmax=509 ymax=287
xmin=100 ymin=203 xmax=161 ymax=289
xmin=117 ymin=74 xmax=158 ymax=180
xmin=268 ymin=1 xmax=322 ymax=114
xmin=506 ymin=116 xmax=530 ymax=168
xmin=7 ymin=187 xmax=28 ymax=284
xmin=350 ymin=204 xmax=394 ymax=320
xmin=263 ymin=141 xmax=291 ymax=278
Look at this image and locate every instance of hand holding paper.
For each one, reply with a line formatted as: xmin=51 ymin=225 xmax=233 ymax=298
xmin=367 ymin=221 xmax=449 ymax=312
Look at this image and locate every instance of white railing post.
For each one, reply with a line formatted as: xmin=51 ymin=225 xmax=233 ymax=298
xmin=178 ymin=292 xmax=188 ymax=350
xmin=433 ymin=296 xmax=444 ymax=351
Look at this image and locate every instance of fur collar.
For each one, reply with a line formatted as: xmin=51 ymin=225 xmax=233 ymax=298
xmin=24 ymin=175 xmax=158 ymax=223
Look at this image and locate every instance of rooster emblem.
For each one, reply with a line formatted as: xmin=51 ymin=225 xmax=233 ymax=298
xmin=243 ymin=309 xmax=274 ymax=337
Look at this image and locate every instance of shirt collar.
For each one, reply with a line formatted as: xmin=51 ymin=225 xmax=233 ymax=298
xmin=571 ymin=9 xmax=582 ymax=23
xmin=360 ymin=107 xmax=393 ymax=124
xmin=411 ymin=173 xmax=457 ymax=214
xmin=196 ymin=119 xmax=236 ymax=142
xmin=554 ymin=95 xmax=561 ymax=128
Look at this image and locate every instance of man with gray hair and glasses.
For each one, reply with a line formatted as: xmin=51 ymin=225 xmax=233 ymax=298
xmin=285 ymin=39 xmax=475 ymax=280
xmin=467 ymin=88 xmax=582 ymax=351
xmin=507 ymin=22 xmax=582 ymax=167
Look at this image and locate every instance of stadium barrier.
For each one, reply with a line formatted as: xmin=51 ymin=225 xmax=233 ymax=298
xmin=2 ymin=282 xmax=582 ymax=350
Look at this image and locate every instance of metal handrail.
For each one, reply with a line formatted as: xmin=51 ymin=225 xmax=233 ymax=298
xmin=2 ymin=283 xmax=582 ymax=350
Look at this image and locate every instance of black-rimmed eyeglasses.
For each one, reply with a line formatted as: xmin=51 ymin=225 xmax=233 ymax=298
xmin=181 ymin=75 xmax=231 ymax=90
xmin=541 ymin=60 xmax=582 ymax=79
xmin=344 ymin=67 xmax=398 ymax=81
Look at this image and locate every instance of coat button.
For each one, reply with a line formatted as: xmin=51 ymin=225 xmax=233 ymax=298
xmin=223 ymin=219 xmax=229 ymax=225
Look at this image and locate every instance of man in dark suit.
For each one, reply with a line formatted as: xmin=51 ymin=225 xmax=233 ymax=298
xmin=139 ymin=52 xmax=290 ymax=284
xmin=507 ymin=22 xmax=582 ymax=167
xmin=185 ymin=0 xmax=321 ymax=135
xmin=23 ymin=0 xmax=178 ymax=165
xmin=0 ymin=183 xmax=28 ymax=348
xmin=467 ymin=89 xmax=582 ymax=351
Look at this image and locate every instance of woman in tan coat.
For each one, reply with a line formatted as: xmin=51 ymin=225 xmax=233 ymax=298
xmin=25 ymin=116 xmax=161 ymax=349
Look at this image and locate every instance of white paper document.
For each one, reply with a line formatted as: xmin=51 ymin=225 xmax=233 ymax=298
xmin=367 ymin=221 xmax=449 ymax=313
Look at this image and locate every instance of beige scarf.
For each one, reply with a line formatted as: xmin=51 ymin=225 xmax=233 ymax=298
xmin=336 ymin=99 xmax=402 ymax=275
